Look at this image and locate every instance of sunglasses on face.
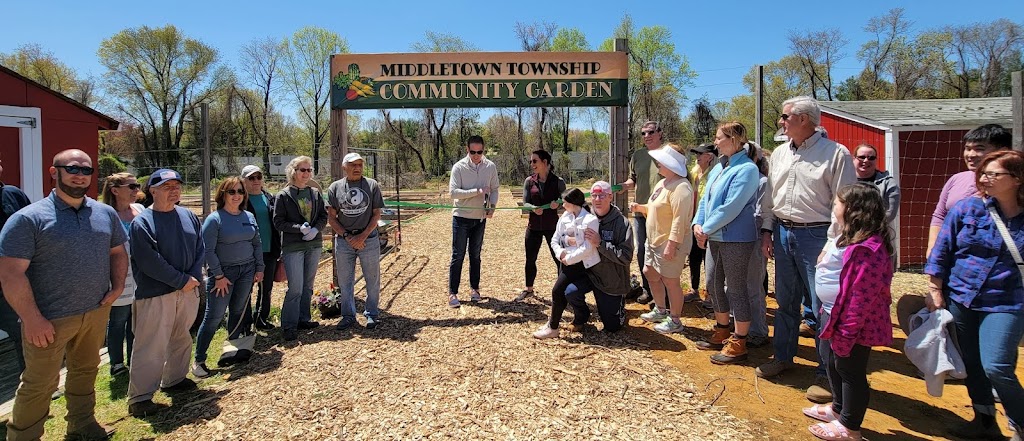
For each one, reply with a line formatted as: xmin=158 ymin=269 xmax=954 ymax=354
xmin=247 ymin=174 xmax=263 ymax=181
xmin=297 ymin=168 xmax=313 ymax=173
xmin=530 ymin=159 xmax=541 ymax=164
xmin=57 ymin=165 xmax=94 ymax=176
xmin=641 ymin=130 xmax=658 ymax=136
xmin=780 ymin=113 xmax=796 ymax=121
xmin=469 ymin=150 xmax=484 ymax=155
xmin=856 ymin=155 xmax=877 ymax=161
xmin=224 ymin=188 xmax=245 ymax=195
xmin=118 ymin=183 xmax=142 ymax=190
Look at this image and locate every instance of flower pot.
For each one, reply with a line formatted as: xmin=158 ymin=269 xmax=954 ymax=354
xmin=318 ymin=304 xmax=341 ymax=319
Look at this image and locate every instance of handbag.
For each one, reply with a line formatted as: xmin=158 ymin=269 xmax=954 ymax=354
xmin=273 ymin=258 xmax=287 ymax=283
xmin=988 ymin=205 xmax=1024 ymax=282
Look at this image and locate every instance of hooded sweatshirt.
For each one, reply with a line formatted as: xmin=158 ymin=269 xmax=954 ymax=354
xmin=585 ymin=205 xmax=634 ymax=295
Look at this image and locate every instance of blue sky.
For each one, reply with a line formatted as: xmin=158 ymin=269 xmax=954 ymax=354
xmin=2 ymin=0 xmax=1021 ymax=115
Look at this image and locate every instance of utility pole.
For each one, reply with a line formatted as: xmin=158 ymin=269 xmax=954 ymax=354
xmin=201 ymin=102 xmax=211 ymax=218
xmin=756 ymin=65 xmax=764 ymax=146
xmin=1013 ymin=71 xmax=1022 ymax=152
xmin=610 ymin=38 xmax=629 ymax=210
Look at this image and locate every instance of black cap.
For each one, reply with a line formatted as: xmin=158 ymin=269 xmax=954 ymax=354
xmin=691 ymin=143 xmax=717 ymax=155
xmin=562 ymin=188 xmax=586 ymax=207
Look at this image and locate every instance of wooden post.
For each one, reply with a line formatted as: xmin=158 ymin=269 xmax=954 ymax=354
xmin=610 ymin=38 xmax=629 ymax=210
xmin=756 ymin=65 xmax=764 ymax=146
xmin=201 ymin=102 xmax=211 ymax=219
xmin=1013 ymin=71 xmax=1022 ymax=152
xmin=330 ymin=108 xmax=348 ymax=181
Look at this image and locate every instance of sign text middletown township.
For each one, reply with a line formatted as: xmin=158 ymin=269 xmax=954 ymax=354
xmin=330 ymin=52 xmax=628 ymax=109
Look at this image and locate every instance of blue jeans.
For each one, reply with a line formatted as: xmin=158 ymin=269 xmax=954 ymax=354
xmin=563 ymin=275 xmax=627 ymax=332
xmin=195 ymin=261 xmax=256 ymax=363
xmin=949 ymin=300 xmax=1024 ymax=429
xmin=336 ymin=233 xmax=381 ymax=320
xmin=281 ymin=248 xmax=319 ymax=330
xmin=449 ymin=216 xmax=486 ymax=295
xmin=772 ymin=224 xmax=828 ymax=374
xmin=107 ymin=304 xmax=134 ymax=366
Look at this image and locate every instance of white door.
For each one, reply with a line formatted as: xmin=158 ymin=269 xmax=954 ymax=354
xmin=0 ymin=106 xmax=43 ymax=201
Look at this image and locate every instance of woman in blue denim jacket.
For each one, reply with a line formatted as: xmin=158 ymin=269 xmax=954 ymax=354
xmin=925 ymin=150 xmax=1024 ymax=440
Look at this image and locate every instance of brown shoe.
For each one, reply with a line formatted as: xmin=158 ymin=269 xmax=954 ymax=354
xmin=806 ymin=375 xmax=834 ymax=403
xmin=565 ymin=322 xmax=586 ymax=333
xmin=799 ymin=322 xmax=816 ymax=338
xmin=695 ymin=324 xmax=731 ymax=350
xmin=67 ymin=421 xmax=115 ymax=439
xmin=711 ymin=335 xmax=749 ymax=365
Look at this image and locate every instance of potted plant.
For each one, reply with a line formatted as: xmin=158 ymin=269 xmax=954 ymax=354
xmin=313 ymin=283 xmax=342 ymax=319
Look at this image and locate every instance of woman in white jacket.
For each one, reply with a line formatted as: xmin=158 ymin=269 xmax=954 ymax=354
xmin=534 ymin=189 xmax=599 ymax=339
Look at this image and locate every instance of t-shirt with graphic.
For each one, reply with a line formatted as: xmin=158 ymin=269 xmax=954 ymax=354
xmin=327 ymin=177 xmax=385 ymax=233
xmin=296 ymin=187 xmax=313 ymax=222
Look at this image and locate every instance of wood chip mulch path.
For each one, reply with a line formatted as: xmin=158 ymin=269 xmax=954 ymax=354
xmin=158 ymin=190 xmax=753 ymax=440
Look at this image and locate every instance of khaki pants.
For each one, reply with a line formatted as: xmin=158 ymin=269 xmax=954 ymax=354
xmin=6 ymin=305 xmax=110 ymax=441
xmin=127 ymin=288 xmax=200 ymax=404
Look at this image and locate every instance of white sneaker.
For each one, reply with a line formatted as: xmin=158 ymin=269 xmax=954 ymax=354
xmin=640 ymin=307 xmax=669 ymax=323
xmin=191 ymin=361 xmax=211 ymax=379
xmin=654 ymin=317 xmax=684 ymax=334
xmin=532 ymin=324 xmax=560 ymax=339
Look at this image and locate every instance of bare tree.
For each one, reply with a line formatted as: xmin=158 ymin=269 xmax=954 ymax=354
xmin=514 ymin=21 xmax=558 ymax=151
xmin=238 ymin=36 xmax=287 ymax=172
xmin=411 ymin=31 xmax=476 ymax=175
xmin=788 ymin=28 xmax=848 ymax=100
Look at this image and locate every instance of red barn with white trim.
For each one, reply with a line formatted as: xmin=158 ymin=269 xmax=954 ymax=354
xmin=0 ymin=64 xmax=119 ymax=201
xmin=819 ymin=97 xmax=1013 ymax=267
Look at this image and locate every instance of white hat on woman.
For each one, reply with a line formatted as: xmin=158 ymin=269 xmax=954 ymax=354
xmin=648 ymin=145 xmax=688 ymax=178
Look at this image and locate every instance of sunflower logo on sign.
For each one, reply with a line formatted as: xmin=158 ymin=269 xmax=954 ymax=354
xmin=333 ymin=63 xmax=375 ymax=101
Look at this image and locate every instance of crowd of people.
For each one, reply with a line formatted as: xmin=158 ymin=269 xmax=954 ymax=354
xmin=0 ymin=94 xmax=1020 ymax=441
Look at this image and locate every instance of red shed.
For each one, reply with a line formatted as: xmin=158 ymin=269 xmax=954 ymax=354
xmin=0 ymin=64 xmax=119 ymax=201
xmin=819 ymin=98 xmax=1013 ymax=268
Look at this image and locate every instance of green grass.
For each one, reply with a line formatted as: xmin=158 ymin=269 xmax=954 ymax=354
xmin=1 ymin=324 xmax=237 ymax=441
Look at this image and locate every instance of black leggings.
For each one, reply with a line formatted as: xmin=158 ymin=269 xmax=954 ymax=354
xmin=524 ymin=228 xmax=557 ymax=287
xmin=822 ymin=311 xmax=872 ymax=431
xmin=548 ymin=264 xmax=588 ymax=328
xmin=688 ymin=231 xmax=705 ymax=291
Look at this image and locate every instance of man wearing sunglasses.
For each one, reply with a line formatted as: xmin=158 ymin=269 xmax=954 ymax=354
xmin=854 ymin=144 xmax=901 ymax=224
xmin=620 ymin=121 xmax=667 ymax=307
xmin=447 ymin=135 xmax=499 ymax=308
xmin=758 ymin=96 xmax=855 ymax=406
xmin=0 ymin=149 xmax=129 ymax=440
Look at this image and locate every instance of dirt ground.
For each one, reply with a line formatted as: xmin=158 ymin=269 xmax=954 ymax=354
xmin=621 ymin=257 xmax=1024 ymax=440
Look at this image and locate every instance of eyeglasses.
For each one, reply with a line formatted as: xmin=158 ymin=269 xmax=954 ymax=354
xmin=855 ymin=155 xmax=877 ymax=161
xmin=118 ymin=183 xmax=142 ymax=190
xmin=56 ymin=165 xmax=94 ymax=176
xmin=641 ymin=130 xmax=658 ymax=136
xmin=469 ymin=150 xmax=484 ymax=155
xmin=224 ymin=188 xmax=245 ymax=195
xmin=297 ymin=168 xmax=313 ymax=173
xmin=246 ymin=174 xmax=263 ymax=181
xmin=981 ymin=171 xmax=1013 ymax=179
xmin=591 ymin=192 xmax=610 ymax=200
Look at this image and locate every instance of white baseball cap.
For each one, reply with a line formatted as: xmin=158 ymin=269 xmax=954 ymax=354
xmin=343 ymin=152 xmax=365 ymax=164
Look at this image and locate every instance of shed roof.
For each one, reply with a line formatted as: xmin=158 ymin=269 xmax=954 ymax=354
xmin=0 ymin=64 xmax=119 ymax=130
xmin=819 ymin=97 xmax=1012 ymax=129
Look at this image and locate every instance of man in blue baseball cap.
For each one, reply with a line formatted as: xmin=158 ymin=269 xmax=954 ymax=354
xmin=127 ymin=168 xmax=206 ymax=417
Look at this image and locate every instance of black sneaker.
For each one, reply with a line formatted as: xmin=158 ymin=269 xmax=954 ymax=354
xmin=336 ymin=316 xmax=357 ymax=330
xmin=365 ymin=316 xmax=378 ymax=330
xmin=160 ymin=378 xmax=197 ymax=393
xmin=635 ymin=291 xmax=653 ymax=305
xmin=950 ymin=415 xmax=1004 ymax=440
xmin=254 ymin=320 xmax=276 ymax=330
xmin=297 ymin=321 xmax=320 ymax=330
xmin=128 ymin=400 xmax=166 ymax=417
xmin=283 ymin=328 xmax=298 ymax=341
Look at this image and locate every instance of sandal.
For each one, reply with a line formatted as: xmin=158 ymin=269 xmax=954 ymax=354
xmin=802 ymin=403 xmax=838 ymax=423
xmin=808 ymin=421 xmax=862 ymax=441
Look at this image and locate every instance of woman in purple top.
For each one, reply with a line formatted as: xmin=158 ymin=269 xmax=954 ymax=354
xmin=925 ymin=150 xmax=1024 ymax=440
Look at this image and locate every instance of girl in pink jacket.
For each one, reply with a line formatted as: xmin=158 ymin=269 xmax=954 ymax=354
xmin=803 ymin=183 xmax=894 ymax=441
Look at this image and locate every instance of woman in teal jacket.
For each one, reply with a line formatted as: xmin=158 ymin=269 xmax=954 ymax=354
xmin=692 ymin=121 xmax=761 ymax=365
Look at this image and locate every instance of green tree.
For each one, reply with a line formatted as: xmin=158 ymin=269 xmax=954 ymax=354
xmin=282 ymin=26 xmax=349 ymax=174
xmin=601 ymin=15 xmax=696 ymax=144
xmin=238 ymin=36 xmax=287 ymax=173
xmin=1 ymin=43 xmax=97 ymax=106
xmin=98 ymin=25 xmax=223 ymax=174
xmin=550 ymin=27 xmax=592 ymax=153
